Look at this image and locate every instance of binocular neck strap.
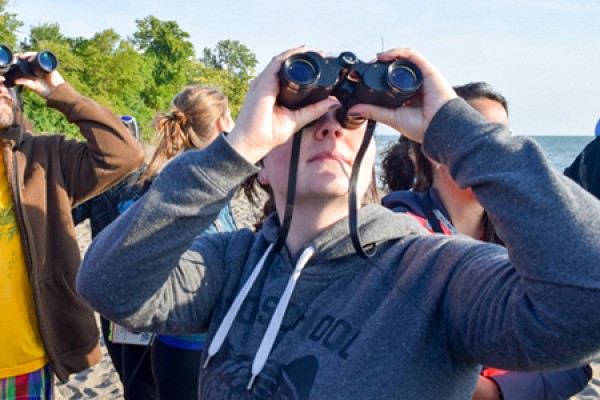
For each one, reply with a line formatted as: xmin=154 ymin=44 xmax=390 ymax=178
xmin=349 ymin=120 xmax=377 ymax=258
xmin=271 ymin=129 xmax=303 ymax=255
xmin=272 ymin=120 xmax=377 ymax=259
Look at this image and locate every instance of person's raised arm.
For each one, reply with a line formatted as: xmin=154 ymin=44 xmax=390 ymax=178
xmin=77 ymin=46 xmax=337 ymax=331
xmin=12 ymin=51 xmax=145 ymax=204
xmin=356 ymin=47 xmax=600 ymax=372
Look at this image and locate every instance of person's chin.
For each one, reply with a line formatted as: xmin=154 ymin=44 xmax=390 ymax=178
xmin=304 ymin=180 xmax=350 ymax=199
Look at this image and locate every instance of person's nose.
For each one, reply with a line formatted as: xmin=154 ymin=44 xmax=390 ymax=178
xmin=313 ymin=111 xmax=345 ymax=141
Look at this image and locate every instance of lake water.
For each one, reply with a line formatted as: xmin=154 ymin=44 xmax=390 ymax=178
xmin=374 ymin=134 xmax=593 ymax=186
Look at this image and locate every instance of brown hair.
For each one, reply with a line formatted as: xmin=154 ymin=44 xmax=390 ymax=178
xmin=140 ymin=85 xmax=229 ymax=183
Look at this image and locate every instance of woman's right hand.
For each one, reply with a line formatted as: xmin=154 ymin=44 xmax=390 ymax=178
xmin=226 ymin=47 xmax=340 ymax=164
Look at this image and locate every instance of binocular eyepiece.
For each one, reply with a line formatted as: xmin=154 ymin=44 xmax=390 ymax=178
xmin=277 ymin=51 xmax=422 ymax=127
xmin=0 ymin=44 xmax=59 ymax=88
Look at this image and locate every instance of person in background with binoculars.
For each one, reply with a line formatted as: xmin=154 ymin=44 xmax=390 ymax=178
xmin=0 ymin=47 xmax=144 ymax=399
xmin=77 ymin=46 xmax=600 ymax=398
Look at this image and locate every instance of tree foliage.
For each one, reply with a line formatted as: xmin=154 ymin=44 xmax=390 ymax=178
xmin=0 ymin=10 xmax=257 ymax=141
xmin=203 ymin=40 xmax=258 ymax=78
xmin=0 ymin=0 xmax=22 ymax=48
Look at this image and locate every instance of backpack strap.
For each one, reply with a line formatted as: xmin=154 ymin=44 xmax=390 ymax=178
xmin=415 ymin=192 xmax=445 ymax=234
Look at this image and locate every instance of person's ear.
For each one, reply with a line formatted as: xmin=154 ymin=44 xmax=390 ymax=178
xmin=216 ymin=111 xmax=235 ymax=133
xmin=216 ymin=115 xmax=226 ymax=133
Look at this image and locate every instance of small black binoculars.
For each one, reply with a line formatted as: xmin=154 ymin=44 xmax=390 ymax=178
xmin=0 ymin=44 xmax=59 ymax=87
xmin=277 ymin=51 xmax=422 ymax=127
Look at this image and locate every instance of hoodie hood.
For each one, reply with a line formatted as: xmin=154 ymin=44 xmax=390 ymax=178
xmin=382 ymin=189 xmax=450 ymax=218
xmin=260 ymin=204 xmax=428 ymax=263
xmin=382 ymin=190 xmax=424 ymax=214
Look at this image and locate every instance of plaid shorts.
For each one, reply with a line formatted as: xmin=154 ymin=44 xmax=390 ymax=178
xmin=0 ymin=364 xmax=52 ymax=399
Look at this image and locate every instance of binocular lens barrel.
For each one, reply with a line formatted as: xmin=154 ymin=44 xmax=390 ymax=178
xmin=0 ymin=45 xmax=59 ymax=87
xmin=282 ymin=54 xmax=321 ymax=88
xmin=0 ymin=44 xmax=13 ymax=67
xmin=37 ymin=51 xmax=59 ymax=73
xmin=287 ymin=60 xmax=317 ymax=85
xmin=387 ymin=63 xmax=420 ymax=92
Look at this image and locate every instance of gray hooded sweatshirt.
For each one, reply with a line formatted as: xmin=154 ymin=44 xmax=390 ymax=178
xmin=77 ymin=99 xmax=600 ymax=399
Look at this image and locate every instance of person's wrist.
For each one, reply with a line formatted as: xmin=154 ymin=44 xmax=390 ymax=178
xmin=43 ymin=73 xmax=65 ymax=98
xmin=224 ymin=128 xmax=268 ymax=165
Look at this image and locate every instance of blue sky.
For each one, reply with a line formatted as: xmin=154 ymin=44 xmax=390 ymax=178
xmin=7 ymin=0 xmax=600 ymax=136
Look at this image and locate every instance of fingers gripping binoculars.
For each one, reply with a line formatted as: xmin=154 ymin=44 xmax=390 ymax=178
xmin=277 ymin=51 xmax=422 ymax=127
xmin=0 ymin=44 xmax=59 ymax=87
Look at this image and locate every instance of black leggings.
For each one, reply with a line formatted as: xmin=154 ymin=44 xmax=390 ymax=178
xmin=150 ymin=338 xmax=202 ymax=400
xmin=100 ymin=317 xmax=157 ymax=400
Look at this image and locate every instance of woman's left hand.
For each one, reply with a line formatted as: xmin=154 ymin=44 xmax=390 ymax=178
xmin=348 ymin=48 xmax=456 ymax=144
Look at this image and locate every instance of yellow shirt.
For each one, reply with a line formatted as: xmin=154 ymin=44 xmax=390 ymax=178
xmin=0 ymin=152 xmax=47 ymax=378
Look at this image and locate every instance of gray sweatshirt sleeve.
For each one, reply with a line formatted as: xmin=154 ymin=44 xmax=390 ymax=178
xmin=422 ymin=99 xmax=600 ymax=369
xmin=76 ymin=135 xmax=259 ymax=332
xmin=490 ymin=365 xmax=593 ymax=400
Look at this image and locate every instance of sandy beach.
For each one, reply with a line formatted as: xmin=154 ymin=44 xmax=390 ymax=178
xmin=57 ymin=189 xmax=600 ymax=399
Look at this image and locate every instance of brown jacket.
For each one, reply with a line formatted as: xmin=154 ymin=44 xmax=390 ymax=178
xmin=0 ymin=83 xmax=145 ymax=382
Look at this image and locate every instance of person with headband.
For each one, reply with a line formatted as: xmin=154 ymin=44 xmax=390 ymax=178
xmin=0 ymin=51 xmax=144 ymax=398
xmin=77 ymin=47 xmax=600 ymax=398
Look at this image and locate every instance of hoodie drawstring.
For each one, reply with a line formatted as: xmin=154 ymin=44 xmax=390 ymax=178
xmin=202 ymin=243 xmax=316 ymax=392
xmin=247 ymin=245 xmax=315 ymax=390
xmin=203 ymin=244 xmax=274 ymax=369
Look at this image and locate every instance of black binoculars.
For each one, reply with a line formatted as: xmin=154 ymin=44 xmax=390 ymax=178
xmin=0 ymin=44 xmax=59 ymax=87
xmin=277 ymin=51 xmax=422 ymax=127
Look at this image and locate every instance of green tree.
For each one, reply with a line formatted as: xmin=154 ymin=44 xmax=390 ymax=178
xmin=0 ymin=0 xmax=23 ymax=48
xmin=131 ymin=15 xmax=195 ymax=111
xmin=191 ymin=64 xmax=246 ymax=118
xmin=2 ymin=5 xmax=257 ymax=141
xmin=21 ymin=23 xmax=67 ymax=50
xmin=199 ymin=40 xmax=257 ymax=118
xmin=73 ymin=30 xmax=148 ymax=110
xmin=202 ymin=39 xmax=257 ymax=78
